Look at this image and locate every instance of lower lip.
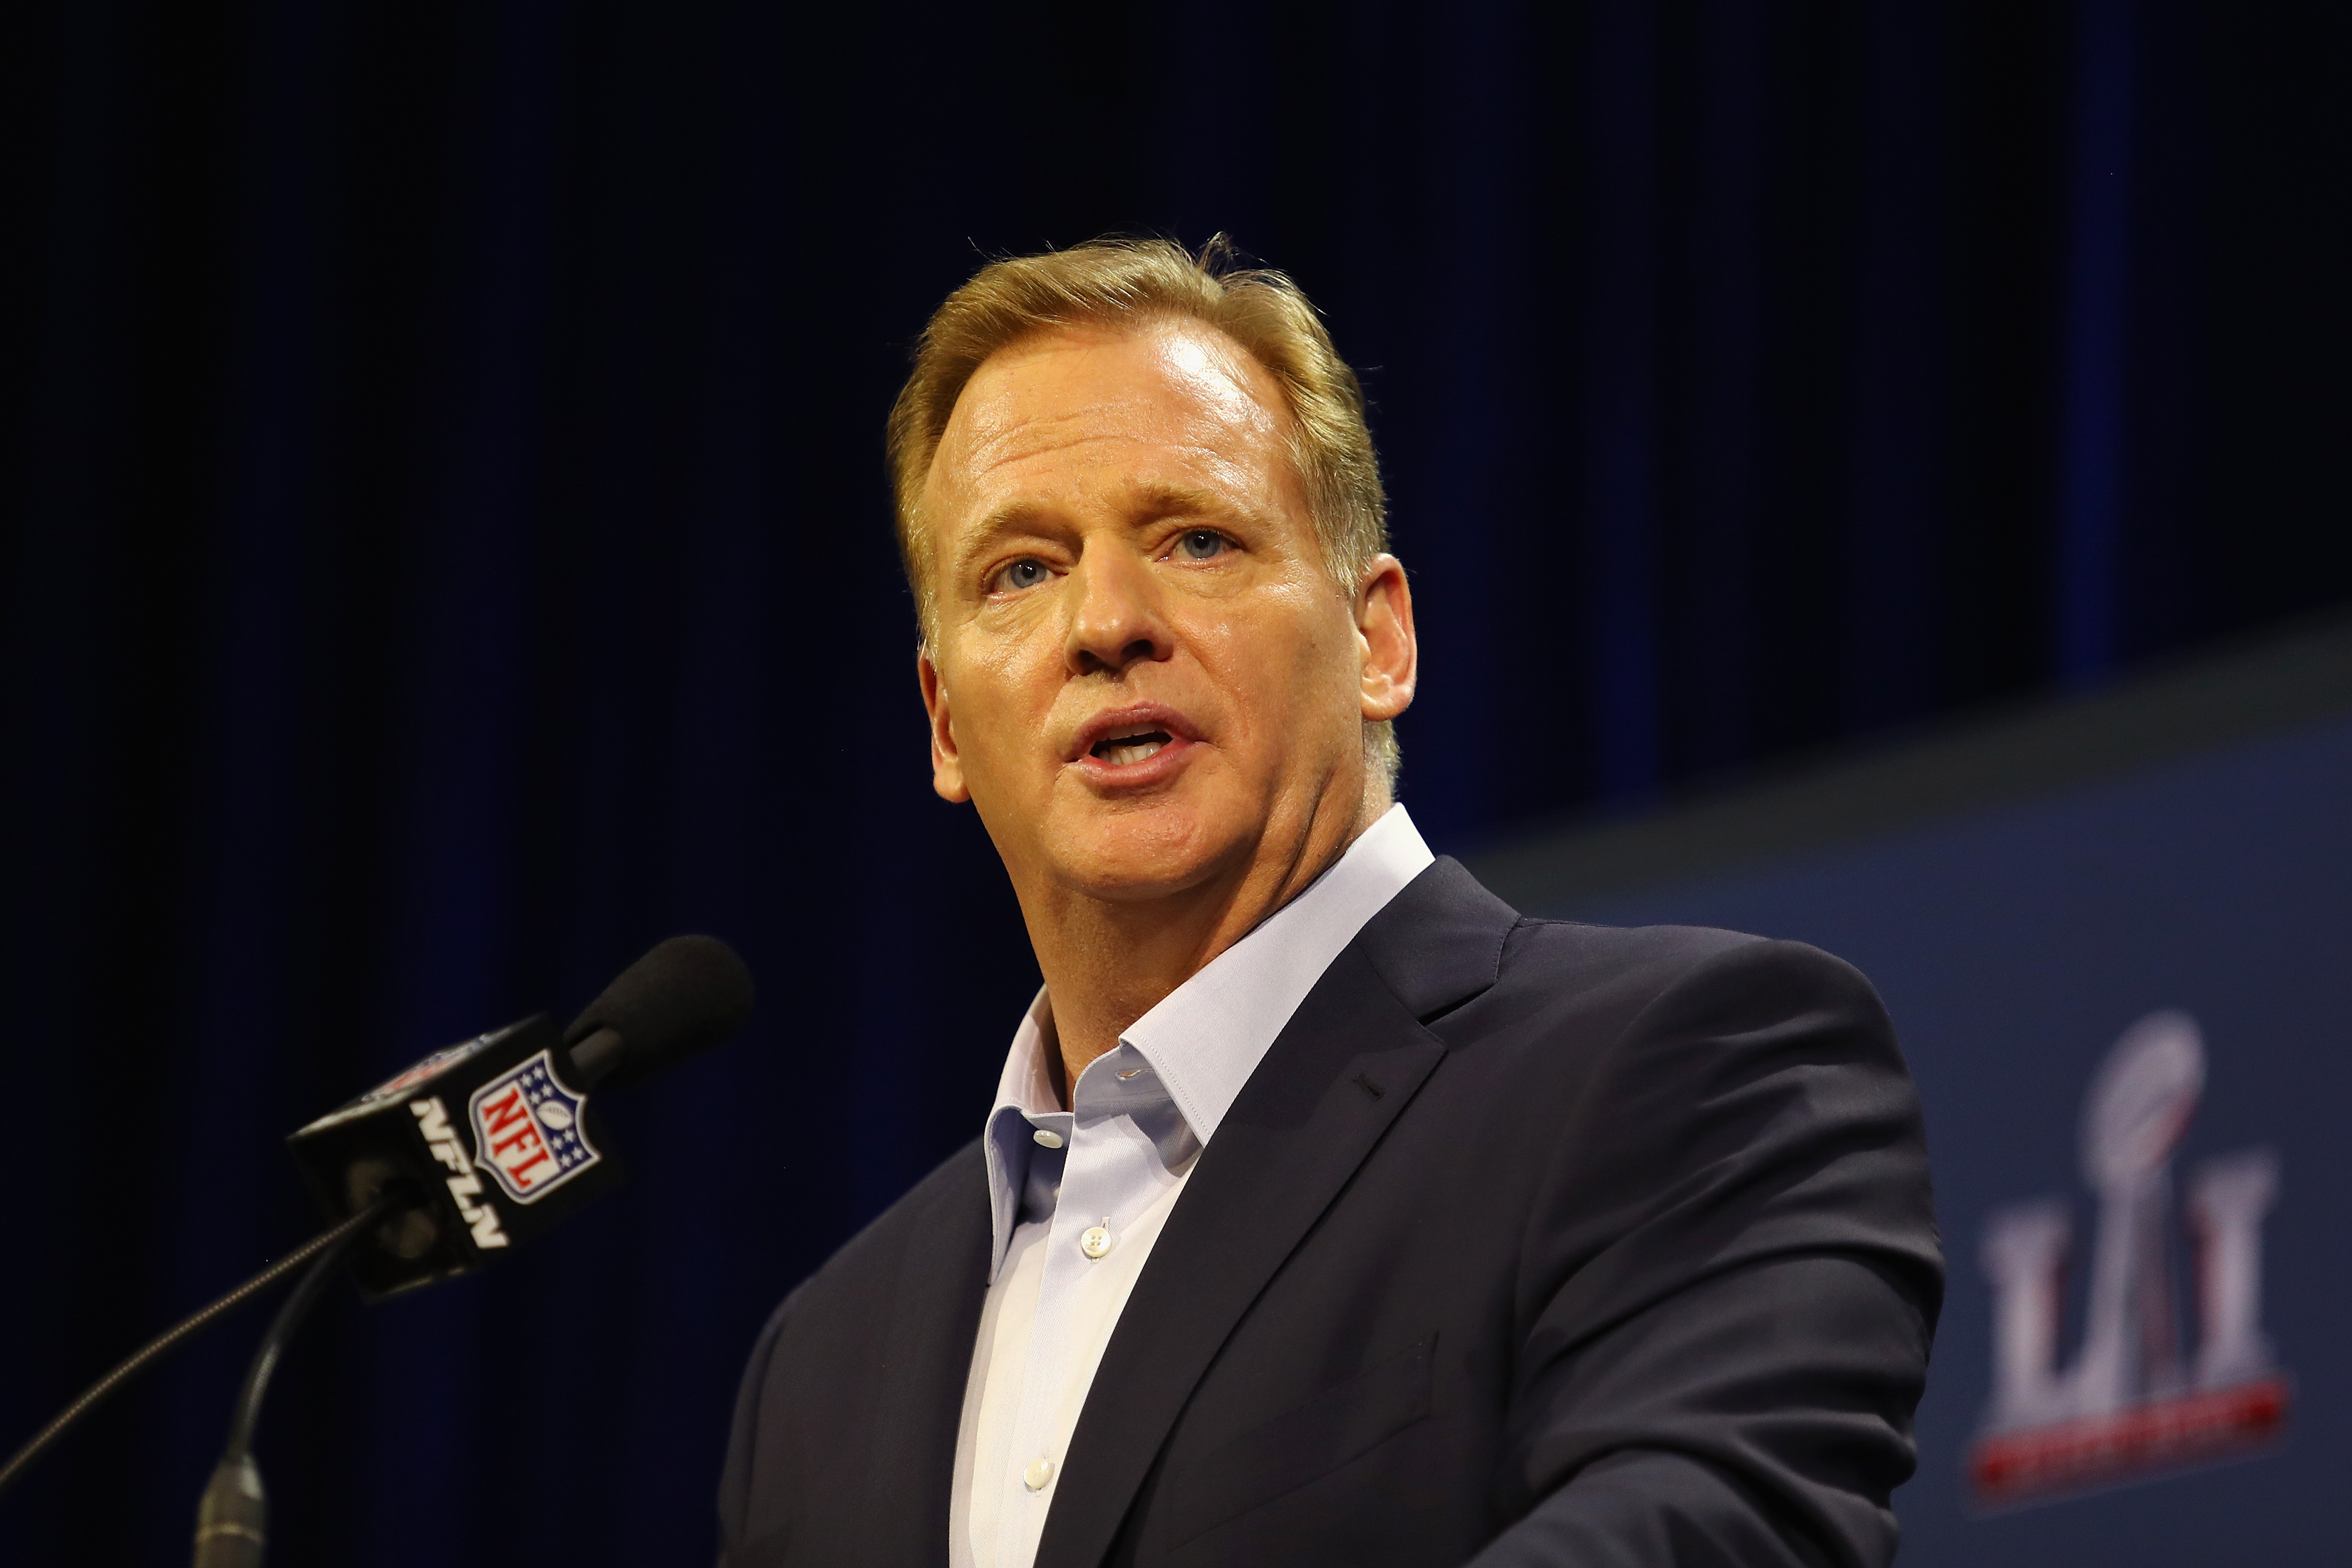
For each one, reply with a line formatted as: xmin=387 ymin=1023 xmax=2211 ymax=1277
xmin=1071 ymin=735 xmax=1198 ymax=788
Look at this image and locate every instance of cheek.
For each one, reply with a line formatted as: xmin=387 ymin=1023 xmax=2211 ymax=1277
xmin=942 ymin=633 xmax=1060 ymax=768
xmin=1191 ymin=588 xmax=1362 ymax=734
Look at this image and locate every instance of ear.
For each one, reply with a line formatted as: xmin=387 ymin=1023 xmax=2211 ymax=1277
xmin=1355 ymin=554 xmax=1417 ymax=723
xmin=917 ymin=646 xmax=971 ymax=804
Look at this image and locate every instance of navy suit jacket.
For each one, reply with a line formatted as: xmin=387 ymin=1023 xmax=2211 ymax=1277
xmin=717 ymin=858 xmax=1942 ymax=1567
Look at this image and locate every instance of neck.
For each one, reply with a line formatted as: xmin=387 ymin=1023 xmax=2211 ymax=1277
xmin=1022 ymin=786 xmax=1386 ymax=1103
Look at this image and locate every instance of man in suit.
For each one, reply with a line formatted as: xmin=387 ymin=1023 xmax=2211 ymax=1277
xmin=717 ymin=238 xmax=1941 ymax=1568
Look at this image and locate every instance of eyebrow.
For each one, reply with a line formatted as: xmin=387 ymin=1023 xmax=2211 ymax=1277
xmin=945 ymin=502 xmax=1055 ymax=584
xmin=1127 ymin=481 xmax=1259 ymax=526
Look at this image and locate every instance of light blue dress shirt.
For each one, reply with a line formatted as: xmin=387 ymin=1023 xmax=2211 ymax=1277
xmin=949 ymin=804 xmax=1437 ymax=1568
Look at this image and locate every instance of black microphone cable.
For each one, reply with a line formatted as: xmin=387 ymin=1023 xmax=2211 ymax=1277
xmin=0 ymin=1193 xmax=405 ymax=1500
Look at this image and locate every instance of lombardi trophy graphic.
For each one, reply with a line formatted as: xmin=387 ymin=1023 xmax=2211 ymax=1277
xmin=1972 ymin=1011 xmax=2289 ymax=1507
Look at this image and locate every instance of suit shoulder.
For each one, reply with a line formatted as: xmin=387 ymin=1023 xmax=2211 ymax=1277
xmin=1489 ymin=915 xmax=1767 ymax=1006
xmin=1441 ymin=914 xmax=1892 ymax=1070
xmin=1505 ymin=914 xmax=1761 ymax=969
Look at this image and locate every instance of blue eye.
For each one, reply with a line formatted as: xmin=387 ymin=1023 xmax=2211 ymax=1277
xmin=1175 ymin=529 xmax=1227 ymax=561
xmin=996 ymin=559 xmax=1051 ymax=592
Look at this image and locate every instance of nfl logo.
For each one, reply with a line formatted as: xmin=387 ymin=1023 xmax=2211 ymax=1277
xmin=467 ymin=1049 xmax=603 ymax=1205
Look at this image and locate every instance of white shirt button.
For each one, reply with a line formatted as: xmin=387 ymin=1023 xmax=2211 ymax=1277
xmin=1032 ymin=1129 xmax=1064 ymax=1149
xmin=1079 ymin=1221 xmax=1113 ymax=1259
xmin=1023 ymin=1456 xmax=1054 ymax=1490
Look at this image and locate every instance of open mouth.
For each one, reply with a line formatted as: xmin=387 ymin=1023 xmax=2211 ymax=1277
xmin=1090 ymin=726 xmax=1172 ymax=767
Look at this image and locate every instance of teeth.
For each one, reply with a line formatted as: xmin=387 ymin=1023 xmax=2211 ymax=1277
xmin=1090 ymin=724 xmax=1174 ymax=765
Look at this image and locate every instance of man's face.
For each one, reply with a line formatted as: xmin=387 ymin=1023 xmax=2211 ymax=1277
xmin=916 ymin=317 xmax=1414 ymax=906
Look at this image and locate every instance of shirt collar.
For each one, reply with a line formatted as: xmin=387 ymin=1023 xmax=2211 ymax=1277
xmin=978 ymin=804 xmax=1435 ymax=1277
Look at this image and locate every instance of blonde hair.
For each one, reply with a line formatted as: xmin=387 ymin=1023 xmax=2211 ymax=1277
xmin=886 ymin=235 xmax=1399 ymax=785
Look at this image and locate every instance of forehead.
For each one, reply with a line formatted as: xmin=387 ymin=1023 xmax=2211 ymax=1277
xmin=922 ymin=317 xmax=1298 ymax=526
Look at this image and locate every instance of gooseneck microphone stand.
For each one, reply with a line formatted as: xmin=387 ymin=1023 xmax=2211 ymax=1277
xmin=190 ymin=1207 xmax=384 ymax=1568
xmin=0 ymin=1195 xmax=401 ymax=1505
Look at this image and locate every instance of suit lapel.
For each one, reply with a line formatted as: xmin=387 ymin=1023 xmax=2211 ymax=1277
xmin=1033 ymin=859 xmax=1518 ymax=1568
xmin=860 ymin=1146 xmax=991 ymax=1568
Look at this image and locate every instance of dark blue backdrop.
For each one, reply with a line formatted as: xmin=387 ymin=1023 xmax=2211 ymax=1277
xmin=0 ymin=1 xmax=2345 ymax=1562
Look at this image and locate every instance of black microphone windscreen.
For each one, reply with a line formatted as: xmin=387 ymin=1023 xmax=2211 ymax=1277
xmin=562 ymin=935 xmax=755 ymax=1091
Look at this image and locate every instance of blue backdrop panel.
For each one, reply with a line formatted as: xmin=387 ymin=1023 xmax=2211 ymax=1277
xmin=1548 ymin=714 xmax=2352 ymax=1566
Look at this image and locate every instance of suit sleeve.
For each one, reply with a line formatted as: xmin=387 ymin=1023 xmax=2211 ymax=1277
xmin=1469 ymin=937 xmax=1944 ymax=1568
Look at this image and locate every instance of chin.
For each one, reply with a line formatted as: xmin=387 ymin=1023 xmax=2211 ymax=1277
xmin=1044 ymin=799 xmax=1243 ymax=902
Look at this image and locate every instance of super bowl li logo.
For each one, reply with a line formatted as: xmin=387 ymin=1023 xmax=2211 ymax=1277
xmin=1972 ymin=1010 xmax=2289 ymax=1508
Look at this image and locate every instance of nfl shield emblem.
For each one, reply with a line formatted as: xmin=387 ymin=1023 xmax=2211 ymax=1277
xmin=467 ymin=1049 xmax=603 ymax=1204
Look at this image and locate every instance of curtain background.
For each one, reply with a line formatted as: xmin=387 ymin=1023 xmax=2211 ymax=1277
xmin=1 ymin=1 xmax=2344 ymax=1561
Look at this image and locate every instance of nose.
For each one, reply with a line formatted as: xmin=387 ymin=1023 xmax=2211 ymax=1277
xmin=1064 ymin=544 xmax=1171 ymax=677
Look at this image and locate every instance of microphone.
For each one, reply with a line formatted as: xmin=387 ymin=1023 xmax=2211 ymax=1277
xmin=562 ymin=928 xmax=759 ymax=1092
xmin=0 ymin=935 xmax=757 ymax=1548
xmin=285 ymin=935 xmax=755 ymax=1298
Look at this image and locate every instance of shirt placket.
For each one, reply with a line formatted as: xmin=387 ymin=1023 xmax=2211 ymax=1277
xmin=994 ymin=1048 xmax=1172 ymax=1565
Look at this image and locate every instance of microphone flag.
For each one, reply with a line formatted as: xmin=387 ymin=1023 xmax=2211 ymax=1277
xmin=285 ymin=1015 xmax=626 ymax=1299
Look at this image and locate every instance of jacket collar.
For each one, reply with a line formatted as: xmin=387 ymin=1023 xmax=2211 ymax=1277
xmin=860 ymin=1148 xmax=993 ymax=1568
xmin=978 ymin=805 xmax=1438 ymax=1279
xmin=1033 ymin=857 xmax=1519 ymax=1568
